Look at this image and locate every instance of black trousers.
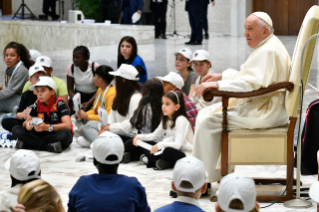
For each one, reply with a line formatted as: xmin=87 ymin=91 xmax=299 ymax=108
xmin=202 ymin=3 xmax=208 ymax=36
xmin=43 ymin=0 xmax=58 ymax=18
xmin=152 ymin=2 xmax=168 ymax=37
xmin=125 ymin=139 xmax=186 ymax=168
xmin=2 ymin=118 xmax=23 ymax=132
xmin=12 ymin=125 xmax=73 ymax=151
xmin=188 ymin=9 xmax=203 ymax=42
xmin=100 ymin=0 xmax=120 ymax=23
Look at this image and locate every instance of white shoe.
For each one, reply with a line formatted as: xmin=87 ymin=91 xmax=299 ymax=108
xmin=75 ymin=136 xmax=91 ymax=148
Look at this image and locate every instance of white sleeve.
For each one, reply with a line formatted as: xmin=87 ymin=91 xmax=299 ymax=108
xmin=128 ymin=93 xmax=142 ymax=118
xmin=138 ymin=122 xmax=166 ymax=141
xmin=218 ymin=79 xmax=253 ymax=92
xmin=157 ymin=116 xmax=190 ymax=150
xmin=221 ymin=68 xmax=239 ymax=80
xmin=108 ymin=109 xmax=116 ymax=124
xmin=109 ymin=119 xmax=133 ymax=135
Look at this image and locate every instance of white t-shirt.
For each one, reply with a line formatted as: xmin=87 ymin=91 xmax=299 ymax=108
xmin=67 ymin=62 xmax=99 ymax=93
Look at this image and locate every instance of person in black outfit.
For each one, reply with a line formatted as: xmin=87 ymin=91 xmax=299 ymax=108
xmin=185 ymin=0 xmax=204 ymax=45
xmin=100 ymin=0 xmax=121 ymax=23
xmin=202 ymin=0 xmax=215 ymax=39
xmin=43 ymin=0 xmax=59 ymax=20
xmin=151 ymin=0 xmax=168 ymax=39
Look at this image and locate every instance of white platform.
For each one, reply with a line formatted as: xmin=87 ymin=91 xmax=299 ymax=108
xmin=0 ymin=21 xmax=154 ymax=52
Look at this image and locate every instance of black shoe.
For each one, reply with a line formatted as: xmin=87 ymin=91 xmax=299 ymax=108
xmin=169 ymin=190 xmax=178 ymax=198
xmin=192 ymin=41 xmax=202 ymax=45
xmin=52 ymin=15 xmax=60 ymax=21
xmin=15 ymin=139 xmax=24 ymax=149
xmin=123 ymin=152 xmax=132 ymax=163
xmin=204 ymin=34 xmax=209 ymax=40
xmin=185 ymin=40 xmax=194 ymax=45
xmin=48 ymin=141 xmax=62 ymax=153
xmin=155 ymin=159 xmax=173 ymax=170
xmin=162 ymin=35 xmax=167 ymax=39
xmin=155 ymin=36 xmax=160 ymax=39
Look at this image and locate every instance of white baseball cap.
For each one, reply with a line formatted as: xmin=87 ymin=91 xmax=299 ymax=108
xmin=190 ymin=50 xmax=210 ymax=62
xmin=29 ymin=76 xmax=56 ymax=91
xmin=29 ymin=50 xmax=41 ymax=62
xmin=173 ymin=156 xmax=207 ymax=193
xmin=310 ymin=182 xmax=319 ymax=203
xmin=92 ymin=132 xmax=124 ymax=165
xmin=252 ymin=12 xmax=273 ymax=27
xmin=157 ymin=72 xmax=184 ymax=90
xmin=217 ymin=172 xmax=256 ymax=212
xmin=109 ymin=64 xmax=140 ymax=81
xmin=5 ymin=150 xmax=41 ymax=181
xmin=29 ymin=64 xmax=46 ymax=77
xmin=36 ymin=56 xmax=52 ymax=68
xmin=174 ymin=48 xmax=192 ymax=61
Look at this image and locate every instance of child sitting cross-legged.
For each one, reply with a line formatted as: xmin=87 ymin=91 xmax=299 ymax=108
xmin=12 ymin=76 xmax=73 ymax=153
xmin=154 ymin=156 xmax=207 ymax=212
xmin=133 ymin=91 xmax=194 ymax=170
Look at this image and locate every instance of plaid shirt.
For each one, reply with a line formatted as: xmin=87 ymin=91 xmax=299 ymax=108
xmin=176 ymin=89 xmax=198 ymax=131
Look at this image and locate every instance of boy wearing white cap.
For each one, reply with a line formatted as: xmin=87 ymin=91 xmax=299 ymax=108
xmin=154 ymin=156 xmax=207 ymax=212
xmin=157 ymin=72 xmax=198 ymax=131
xmin=22 ymin=56 xmax=68 ymax=104
xmin=0 ymin=150 xmax=41 ymax=211
xmin=215 ymin=172 xmax=259 ymax=212
xmin=12 ymin=76 xmax=73 ymax=153
xmin=2 ymin=65 xmax=46 ymax=133
xmin=68 ymin=132 xmax=151 ymax=212
xmin=174 ymin=48 xmax=198 ymax=96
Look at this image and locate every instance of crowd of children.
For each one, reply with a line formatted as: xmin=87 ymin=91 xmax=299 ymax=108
xmin=0 ymin=38 xmax=266 ymax=211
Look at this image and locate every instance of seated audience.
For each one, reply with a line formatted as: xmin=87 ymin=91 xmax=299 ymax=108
xmin=74 ymin=66 xmax=116 ymax=147
xmin=67 ymin=46 xmax=100 ymax=112
xmin=12 ymin=76 xmax=73 ymax=153
xmin=189 ymin=50 xmax=219 ymax=110
xmin=157 ymin=72 xmax=197 ymax=131
xmin=0 ymin=150 xmax=41 ymax=211
xmin=154 ymin=156 xmax=207 ymax=212
xmin=174 ymin=48 xmax=197 ymax=96
xmin=118 ymin=36 xmax=148 ymax=84
xmin=215 ymin=173 xmax=259 ymax=212
xmin=0 ymin=42 xmax=32 ymax=114
xmin=68 ymin=133 xmax=151 ymax=212
xmin=97 ymin=64 xmax=142 ymax=141
xmin=13 ymin=179 xmax=64 ymax=212
xmin=133 ymin=91 xmax=193 ymax=170
xmin=23 ymin=56 xmax=68 ymax=104
xmin=2 ymin=65 xmax=46 ymax=133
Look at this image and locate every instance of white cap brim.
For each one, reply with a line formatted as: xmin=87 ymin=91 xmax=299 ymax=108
xmin=157 ymin=76 xmax=172 ymax=84
xmin=109 ymin=71 xmax=139 ymax=81
xmin=190 ymin=56 xmax=209 ymax=62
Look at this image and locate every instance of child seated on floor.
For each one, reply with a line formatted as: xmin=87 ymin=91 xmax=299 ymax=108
xmin=157 ymin=72 xmax=197 ymax=131
xmin=0 ymin=150 xmax=41 ymax=211
xmin=22 ymin=56 xmax=68 ymax=104
xmin=154 ymin=156 xmax=207 ymax=212
xmin=215 ymin=172 xmax=260 ymax=212
xmin=132 ymin=91 xmax=194 ymax=170
xmin=74 ymin=65 xmax=116 ymax=147
xmin=12 ymin=76 xmax=73 ymax=153
xmin=68 ymin=133 xmax=151 ymax=212
xmin=2 ymin=64 xmax=46 ymax=134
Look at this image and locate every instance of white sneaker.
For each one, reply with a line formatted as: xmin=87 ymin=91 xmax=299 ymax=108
xmin=76 ymin=136 xmax=91 ymax=148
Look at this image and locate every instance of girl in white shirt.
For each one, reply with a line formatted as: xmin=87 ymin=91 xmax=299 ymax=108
xmin=133 ymin=91 xmax=194 ymax=170
xmin=67 ymin=46 xmax=99 ymax=112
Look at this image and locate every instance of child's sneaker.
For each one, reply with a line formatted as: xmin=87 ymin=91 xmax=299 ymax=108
xmin=15 ymin=139 xmax=24 ymax=149
xmin=0 ymin=132 xmax=12 ymax=140
xmin=155 ymin=159 xmax=173 ymax=170
xmin=76 ymin=136 xmax=91 ymax=148
xmin=47 ymin=141 xmax=62 ymax=153
xmin=140 ymin=154 xmax=149 ymax=165
xmin=123 ymin=152 xmax=132 ymax=163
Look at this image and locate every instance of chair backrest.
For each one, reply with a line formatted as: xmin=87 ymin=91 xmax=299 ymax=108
xmin=285 ymin=6 xmax=319 ymax=118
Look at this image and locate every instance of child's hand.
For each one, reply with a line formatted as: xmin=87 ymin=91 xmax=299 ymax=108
xmin=34 ymin=123 xmax=49 ymax=132
xmin=78 ymin=110 xmax=88 ymax=120
xmin=11 ymin=204 xmax=26 ymax=212
xmin=97 ymin=125 xmax=110 ymax=136
xmin=150 ymin=145 xmax=159 ymax=154
xmin=25 ymin=121 xmax=33 ymax=131
xmin=81 ymin=102 xmax=90 ymax=111
xmin=133 ymin=136 xmax=141 ymax=146
xmin=23 ymin=108 xmax=31 ymax=119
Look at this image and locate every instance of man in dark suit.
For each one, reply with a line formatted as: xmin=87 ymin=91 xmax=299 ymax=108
xmin=121 ymin=0 xmax=144 ymax=24
xmin=202 ymin=0 xmax=215 ymax=39
xmin=151 ymin=0 xmax=168 ymax=39
xmin=185 ymin=0 xmax=204 ymax=45
xmin=100 ymin=0 xmax=121 ymax=23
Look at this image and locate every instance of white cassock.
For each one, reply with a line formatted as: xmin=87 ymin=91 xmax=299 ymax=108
xmin=193 ymin=34 xmax=291 ymax=182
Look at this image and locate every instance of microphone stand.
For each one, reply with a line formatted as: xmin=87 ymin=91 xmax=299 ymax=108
xmin=166 ymin=0 xmax=185 ymax=38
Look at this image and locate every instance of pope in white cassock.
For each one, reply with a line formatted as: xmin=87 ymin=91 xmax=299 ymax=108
xmin=193 ymin=12 xmax=291 ymax=182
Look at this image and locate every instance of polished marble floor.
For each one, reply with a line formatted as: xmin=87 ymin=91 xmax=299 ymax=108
xmin=0 ymin=36 xmax=319 ymax=211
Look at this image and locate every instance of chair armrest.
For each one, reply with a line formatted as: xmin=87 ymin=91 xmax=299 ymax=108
xmin=203 ymin=82 xmax=294 ymax=102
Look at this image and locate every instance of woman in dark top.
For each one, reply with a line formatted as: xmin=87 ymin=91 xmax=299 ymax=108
xmin=117 ymin=36 xmax=148 ymax=85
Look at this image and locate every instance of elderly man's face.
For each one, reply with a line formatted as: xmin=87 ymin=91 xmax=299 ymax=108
xmin=244 ymin=15 xmax=269 ymax=48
